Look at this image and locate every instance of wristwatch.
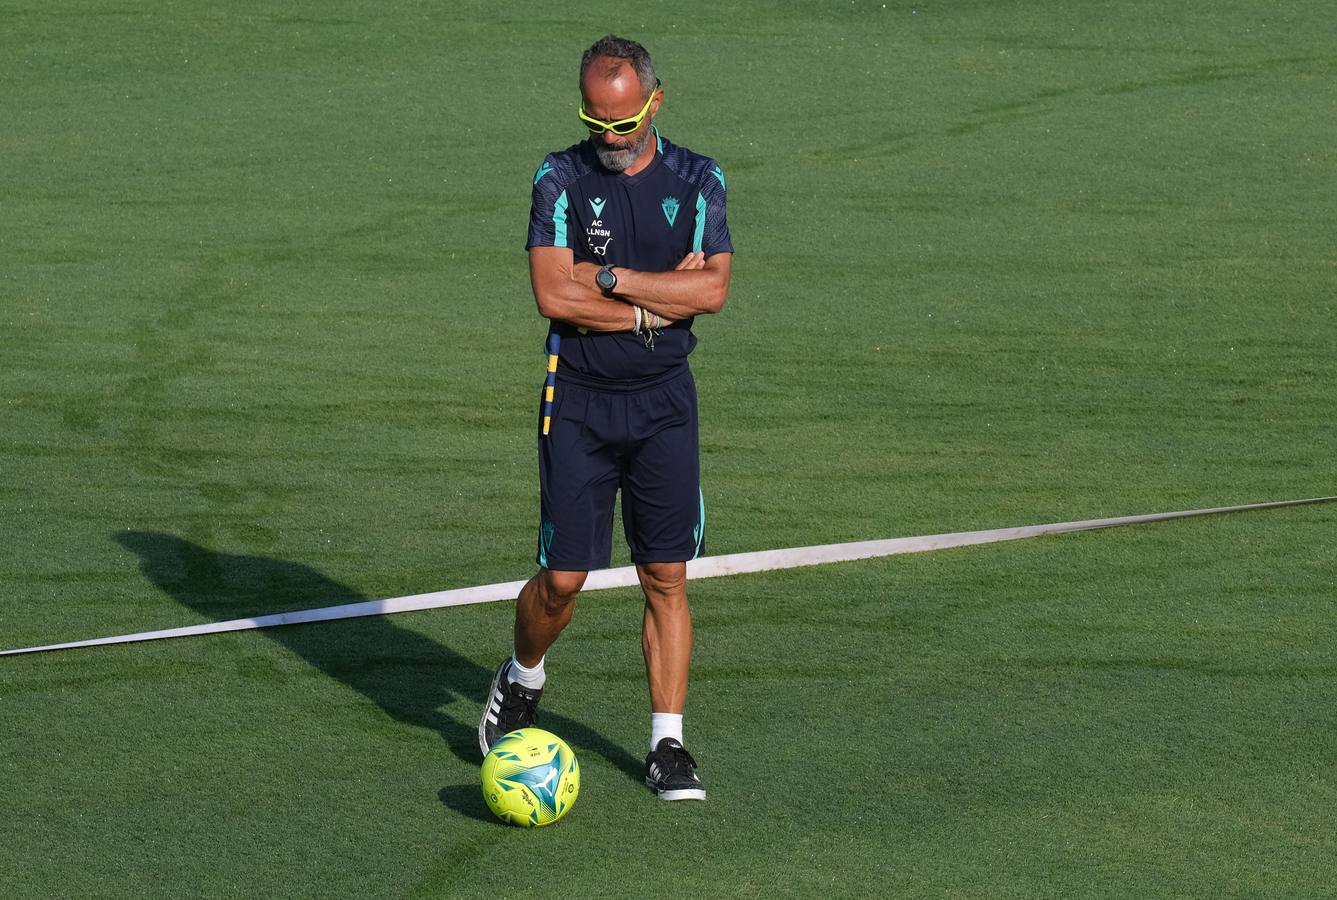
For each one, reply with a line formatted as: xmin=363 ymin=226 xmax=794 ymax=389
xmin=595 ymin=264 xmax=618 ymax=294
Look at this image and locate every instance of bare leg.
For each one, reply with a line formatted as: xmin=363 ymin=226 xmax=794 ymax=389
xmin=514 ymin=568 xmax=587 ymax=667
xmin=637 ymin=561 xmax=691 ymax=713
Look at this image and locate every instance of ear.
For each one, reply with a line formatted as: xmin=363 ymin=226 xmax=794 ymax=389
xmin=650 ymin=86 xmax=664 ymax=118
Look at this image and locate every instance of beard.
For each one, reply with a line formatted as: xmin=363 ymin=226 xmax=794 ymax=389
xmin=592 ymin=124 xmax=654 ymax=173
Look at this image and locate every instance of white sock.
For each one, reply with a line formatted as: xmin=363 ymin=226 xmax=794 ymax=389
xmin=650 ymin=712 xmax=683 ymax=751
xmin=508 ymin=653 xmax=546 ymax=690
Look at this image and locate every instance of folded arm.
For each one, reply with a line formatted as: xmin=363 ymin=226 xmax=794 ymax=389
xmin=529 ymin=246 xmax=636 ymax=331
xmin=532 ymin=247 xmax=733 ymax=330
xmin=575 ymin=252 xmax=732 ymax=322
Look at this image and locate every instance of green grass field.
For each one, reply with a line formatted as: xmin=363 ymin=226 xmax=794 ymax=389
xmin=4 ymin=1 xmax=1336 ymax=897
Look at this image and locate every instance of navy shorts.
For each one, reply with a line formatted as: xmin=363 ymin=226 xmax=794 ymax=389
xmin=536 ymin=367 xmax=704 ymax=570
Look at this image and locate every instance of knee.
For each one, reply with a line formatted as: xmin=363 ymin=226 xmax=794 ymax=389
xmin=537 ymin=569 xmax=586 ymax=614
xmin=638 ymin=563 xmax=687 ymax=608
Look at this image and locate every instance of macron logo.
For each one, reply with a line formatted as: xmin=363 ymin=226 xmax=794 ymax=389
xmin=589 ymin=197 xmax=606 ymax=217
xmin=534 ymin=162 xmax=554 ymax=185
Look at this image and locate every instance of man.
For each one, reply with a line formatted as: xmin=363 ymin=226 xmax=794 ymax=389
xmin=479 ymin=35 xmax=733 ymax=802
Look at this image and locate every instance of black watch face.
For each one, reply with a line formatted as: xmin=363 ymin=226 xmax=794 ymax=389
xmin=597 ymin=268 xmax=616 ymax=290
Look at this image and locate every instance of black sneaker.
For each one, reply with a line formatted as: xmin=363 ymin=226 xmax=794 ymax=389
xmin=644 ymin=738 xmax=706 ymax=801
xmin=478 ymin=659 xmax=543 ymax=756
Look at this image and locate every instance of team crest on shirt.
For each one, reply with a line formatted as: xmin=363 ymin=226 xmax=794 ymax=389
xmin=661 ymin=196 xmax=680 ymax=226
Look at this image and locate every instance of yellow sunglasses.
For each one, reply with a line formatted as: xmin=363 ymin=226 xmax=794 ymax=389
xmin=578 ymin=82 xmax=661 ymax=135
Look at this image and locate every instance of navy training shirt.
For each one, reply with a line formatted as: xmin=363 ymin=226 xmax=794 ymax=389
xmin=526 ymin=128 xmax=733 ymax=384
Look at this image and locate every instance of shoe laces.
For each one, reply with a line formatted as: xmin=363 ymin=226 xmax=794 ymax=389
xmin=655 ymin=740 xmax=698 ymax=777
xmin=499 ymin=681 xmax=541 ymax=725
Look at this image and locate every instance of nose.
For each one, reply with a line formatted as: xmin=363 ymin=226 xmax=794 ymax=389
xmin=601 ymin=128 xmax=627 ymax=145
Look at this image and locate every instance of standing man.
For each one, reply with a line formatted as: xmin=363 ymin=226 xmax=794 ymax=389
xmin=479 ymin=35 xmax=733 ymax=801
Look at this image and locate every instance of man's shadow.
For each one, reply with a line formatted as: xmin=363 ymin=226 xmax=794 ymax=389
xmin=115 ymin=531 xmax=644 ymax=816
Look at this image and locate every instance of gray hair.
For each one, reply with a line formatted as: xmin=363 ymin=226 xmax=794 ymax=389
xmin=580 ymin=35 xmax=658 ymax=98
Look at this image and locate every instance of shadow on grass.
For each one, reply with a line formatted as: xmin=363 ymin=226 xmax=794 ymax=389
xmin=438 ymin=785 xmax=495 ymax=824
xmin=114 ymin=531 xmax=645 ymax=815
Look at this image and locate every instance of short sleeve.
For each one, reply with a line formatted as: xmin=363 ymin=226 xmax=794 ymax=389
xmin=693 ymin=162 xmax=733 ymax=256
xmin=526 ymin=156 xmax=572 ymax=250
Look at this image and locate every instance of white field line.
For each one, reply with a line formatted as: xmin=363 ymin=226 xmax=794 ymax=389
xmin=3 ymin=496 xmax=1333 ymax=657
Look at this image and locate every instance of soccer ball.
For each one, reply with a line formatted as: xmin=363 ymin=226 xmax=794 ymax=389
xmin=481 ymin=728 xmax=580 ymax=827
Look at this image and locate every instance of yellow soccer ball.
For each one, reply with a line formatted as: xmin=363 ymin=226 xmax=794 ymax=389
xmin=481 ymin=728 xmax=580 ymax=827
